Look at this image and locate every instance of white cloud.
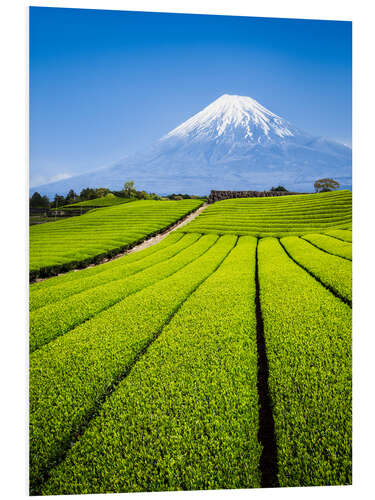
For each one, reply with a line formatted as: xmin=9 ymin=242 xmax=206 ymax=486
xmin=335 ymin=138 xmax=352 ymax=148
xmin=30 ymin=172 xmax=72 ymax=188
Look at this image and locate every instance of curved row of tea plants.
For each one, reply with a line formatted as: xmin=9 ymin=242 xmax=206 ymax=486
xmin=258 ymin=237 xmax=352 ymax=486
xmin=30 ymin=232 xmax=183 ymax=292
xmin=30 ymin=233 xmax=195 ymax=311
xmin=29 ymin=234 xmax=235 ymax=492
xmin=301 ymin=233 xmax=352 ymax=260
xmin=181 ymin=191 xmax=352 ymax=237
xmin=280 ymin=236 xmax=352 ymax=305
xmin=43 ymin=236 xmax=261 ymax=495
xmin=29 ymin=234 xmax=214 ymax=352
xmin=324 ymin=229 xmax=352 ymax=242
xmin=30 ymin=199 xmax=202 ymax=280
xmin=29 ymin=191 xmax=353 ymax=493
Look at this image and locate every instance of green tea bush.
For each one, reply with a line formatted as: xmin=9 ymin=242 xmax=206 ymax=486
xmin=182 ymin=191 xmax=352 ymax=237
xmin=30 ymin=233 xmax=197 ymax=311
xmin=29 ymin=234 xmax=235 ymax=491
xmin=324 ymin=229 xmax=352 ymax=242
xmin=280 ymin=236 xmax=352 ymax=304
xmin=30 ymin=199 xmax=202 ymax=279
xmin=30 ymin=233 xmax=213 ymax=352
xmin=43 ymin=236 xmax=261 ymax=494
xmin=28 ymin=189 xmax=353 ymax=493
xmin=302 ymin=233 xmax=352 ymax=260
xmin=258 ymin=237 xmax=351 ymax=486
xmin=30 ymin=232 xmax=183 ymax=292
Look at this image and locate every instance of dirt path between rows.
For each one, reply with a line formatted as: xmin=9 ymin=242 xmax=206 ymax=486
xmin=33 ymin=203 xmax=207 ymax=283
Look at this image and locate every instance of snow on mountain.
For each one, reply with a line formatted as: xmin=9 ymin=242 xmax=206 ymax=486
xmin=31 ymin=94 xmax=352 ymax=197
xmin=163 ymin=94 xmax=300 ymax=143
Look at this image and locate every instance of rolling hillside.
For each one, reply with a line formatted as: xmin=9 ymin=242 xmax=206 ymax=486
xmin=181 ymin=190 xmax=352 ymax=237
xmin=62 ymin=193 xmax=132 ymax=208
xmin=29 ymin=199 xmax=202 ymax=279
xmin=29 ymin=191 xmax=352 ymax=494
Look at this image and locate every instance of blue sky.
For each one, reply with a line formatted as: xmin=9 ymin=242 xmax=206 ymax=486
xmin=29 ymin=7 xmax=352 ymax=187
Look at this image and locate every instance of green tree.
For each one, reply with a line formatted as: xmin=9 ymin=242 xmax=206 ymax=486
xmin=95 ymin=187 xmax=110 ymax=198
xmin=271 ymin=185 xmax=288 ymax=192
xmin=80 ymin=187 xmax=96 ymax=200
xmin=314 ymin=178 xmax=340 ymax=193
xmin=30 ymin=192 xmax=44 ymax=208
xmin=135 ymin=190 xmax=149 ymax=200
xmin=53 ymin=194 xmax=66 ymax=208
xmin=65 ymin=189 xmax=77 ymax=204
xmin=123 ymin=180 xmax=136 ymax=198
xmin=41 ymin=195 xmax=50 ymax=209
xmin=149 ymin=193 xmax=161 ymax=200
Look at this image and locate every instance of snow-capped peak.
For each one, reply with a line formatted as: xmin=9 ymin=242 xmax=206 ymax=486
xmin=163 ymin=94 xmax=301 ymax=144
xmin=31 ymin=92 xmax=352 ymax=197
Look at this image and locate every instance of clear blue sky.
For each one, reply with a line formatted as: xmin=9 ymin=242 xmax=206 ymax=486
xmin=29 ymin=7 xmax=352 ymax=187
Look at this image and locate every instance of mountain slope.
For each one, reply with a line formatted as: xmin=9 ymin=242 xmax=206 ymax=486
xmin=32 ymin=94 xmax=352 ymax=196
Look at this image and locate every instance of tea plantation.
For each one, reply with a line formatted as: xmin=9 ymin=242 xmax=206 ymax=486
xmin=29 ymin=190 xmax=352 ymax=494
xmin=29 ymin=199 xmax=202 ymax=280
xmin=181 ymin=190 xmax=352 ymax=237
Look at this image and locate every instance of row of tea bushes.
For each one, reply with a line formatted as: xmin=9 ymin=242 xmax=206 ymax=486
xmin=301 ymin=233 xmax=352 ymax=260
xmin=181 ymin=191 xmax=352 ymax=237
xmin=280 ymin=236 xmax=352 ymax=305
xmin=30 ymin=234 xmax=214 ymax=352
xmin=30 ymin=199 xmax=203 ymax=279
xmin=29 ymin=235 xmax=236 ymax=492
xmin=324 ymin=229 xmax=352 ymax=242
xmin=258 ymin=238 xmax=352 ymax=486
xmin=30 ymin=233 xmax=195 ymax=311
xmin=42 ymin=236 xmax=261 ymax=494
xmin=30 ymin=232 xmax=184 ymax=291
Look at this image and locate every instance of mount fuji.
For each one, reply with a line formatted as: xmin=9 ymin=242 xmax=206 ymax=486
xmin=32 ymin=94 xmax=352 ymax=196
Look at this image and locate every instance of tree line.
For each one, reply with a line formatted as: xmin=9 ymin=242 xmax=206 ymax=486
xmin=30 ymin=178 xmax=341 ymax=209
xmin=270 ymin=178 xmax=341 ymax=193
xmin=30 ymin=187 xmax=110 ymax=209
xmin=29 ymin=181 xmax=202 ymax=209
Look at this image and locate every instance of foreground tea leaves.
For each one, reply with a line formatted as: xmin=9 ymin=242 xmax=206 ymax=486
xmin=258 ymin=237 xmax=352 ymax=486
xmin=30 ymin=235 xmax=235 ymax=491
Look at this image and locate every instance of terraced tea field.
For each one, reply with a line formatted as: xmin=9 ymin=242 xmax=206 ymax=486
xmin=62 ymin=193 xmax=131 ymax=208
xmin=29 ymin=199 xmax=202 ymax=280
xmin=29 ymin=190 xmax=352 ymax=494
xmin=182 ymin=190 xmax=352 ymax=237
